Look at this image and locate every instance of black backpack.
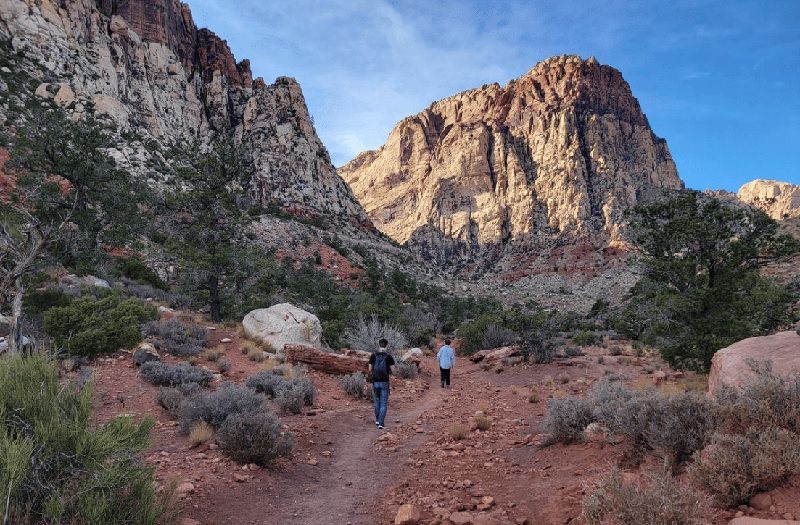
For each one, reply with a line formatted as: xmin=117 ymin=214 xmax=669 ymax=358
xmin=372 ymin=352 xmax=390 ymax=382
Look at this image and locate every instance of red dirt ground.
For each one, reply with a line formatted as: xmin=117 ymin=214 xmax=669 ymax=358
xmin=86 ymin=324 xmax=800 ymax=525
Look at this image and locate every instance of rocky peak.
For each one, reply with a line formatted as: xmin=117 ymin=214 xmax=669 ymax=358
xmin=339 ymin=55 xmax=682 ymax=273
xmin=737 ymin=179 xmax=800 ymax=221
xmin=2 ymin=0 xmax=368 ymax=224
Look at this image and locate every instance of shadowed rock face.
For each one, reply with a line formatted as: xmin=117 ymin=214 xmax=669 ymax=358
xmin=1 ymin=0 xmax=368 ymax=224
xmin=340 ymin=55 xmax=683 ymax=269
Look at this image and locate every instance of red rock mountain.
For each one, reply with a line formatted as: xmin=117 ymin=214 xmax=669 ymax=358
xmin=340 ymin=55 xmax=684 ymax=273
xmin=0 ymin=0 xmax=368 ymax=224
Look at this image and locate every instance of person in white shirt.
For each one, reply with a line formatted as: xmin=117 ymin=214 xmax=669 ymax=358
xmin=436 ymin=339 xmax=455 ymax=388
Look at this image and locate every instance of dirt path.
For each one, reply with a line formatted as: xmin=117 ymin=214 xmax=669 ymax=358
xmin=199 ymin=375 xmax=446 ymax=525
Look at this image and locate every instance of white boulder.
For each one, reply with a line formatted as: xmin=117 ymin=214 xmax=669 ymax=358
xmin=242 ymin=303 xmax=322 ymax=352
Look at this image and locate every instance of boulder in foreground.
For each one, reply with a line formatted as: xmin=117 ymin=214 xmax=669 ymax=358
xmin=708 ymin=331 xmax=800 ymax=396
xmin=242 ymin=303 xmax=322 ymax=351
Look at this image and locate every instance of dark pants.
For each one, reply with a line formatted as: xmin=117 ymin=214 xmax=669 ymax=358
xmin=440 ymin=367 xmax=451 ymax=386
xmin=372 ymin=381 xmax=389 ymax=426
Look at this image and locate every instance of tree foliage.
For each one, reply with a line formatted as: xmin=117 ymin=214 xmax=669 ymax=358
xmin=621 ymin=190 xmax=799 ymax=367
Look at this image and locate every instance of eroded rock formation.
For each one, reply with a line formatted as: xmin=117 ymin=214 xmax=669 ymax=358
xmin=738 ymin=179 xmax=800 ymax=221
xmin=340 ymin=55 xmax=683 ymax=270
xmin=0 ymin=0 xmax=368 ymax=223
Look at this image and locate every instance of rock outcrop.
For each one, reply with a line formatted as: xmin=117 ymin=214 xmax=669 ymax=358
xmin=242 ymin=303 xmax=322 ymax=351
xmin=0 ymin=0 xmax=368 ymax=223
xmin=707 ymin=331 xmax=800 ymax=397
xmin=340 ymin=55 xmax=683 ymax=270
xmin=738 ymin=179 xmax=800 ymax=221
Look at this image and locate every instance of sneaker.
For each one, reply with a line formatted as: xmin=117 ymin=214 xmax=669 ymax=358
xmin=375 ymin=421 xmax=380 ymax=427
xmin=378 ymin=425 xmax=384 ymax=430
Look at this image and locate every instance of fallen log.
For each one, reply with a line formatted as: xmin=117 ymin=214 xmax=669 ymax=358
xmin=284 ymin=344 xmax=369 ymax=375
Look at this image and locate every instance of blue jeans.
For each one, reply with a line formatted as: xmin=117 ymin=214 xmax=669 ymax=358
xmin=372 ymin=381 xmax=389 ymax=426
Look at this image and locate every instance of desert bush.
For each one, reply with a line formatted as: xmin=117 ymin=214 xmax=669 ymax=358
xmin=646 ymin=392 xmax=716 ymax=465
xmin=189 ymin=420 xmax=214 ymax=447
xmin=564 ymin=347 xmax=584 ymax=357
xmin=139 ymin=361 xmax=212 ymax=387
xmin=216 ymin=411 xmax=292 ymax=466
xmin=217 ymin=357 xmax=232 ymax=374
xmin=449 ymin=424 xmax=468 ymax=440
xmin=248 ymin=347 xmax=266 ymax=362
xmin=43 ymin=292 xmax=157 ymax=356
xmin=22 ymin=287 xmax=71 ymax=316
xmin=474 ymin=414 xmax=492 ymax=431
xmin=394 ymin=361 xmax=418 ymax=379
xmin=609 ymin=345 xmax=623 ymax=356
xmin=690 ymin=428 xmax=800 ymax=506
xmin=0 ymin=354 xmax=174 ymax=524
xmin=275 ymin=382 xmax=306 ymax=414
xmin=245 ymin=370 xmax=315 ymax=409
xmin=144 ymin=318 xmax=206 ymax=356
xmin=543 ymin=397 xmax=594 ymax=444
xmin=344 ymin=316 xmax=408 ymax=352
xmin=572 ymin=330 xmax=597 ymax=346
xmin=715 ymin=364 xmax=800 ymax=435
xmin=204 ymin=346 xmax=224 ymax=361
xmin=177 ymin=383 xmax=265 ymax=433
xmin=583 ymin=469 xmax=703 ymax=525
xmin=482 ymin=325 xmax=517 ymax=349
xmin=339 ymin=372 xmax=366 ymax=399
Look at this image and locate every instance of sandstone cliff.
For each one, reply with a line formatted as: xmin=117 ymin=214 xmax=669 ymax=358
xmin=0 ymin=0 xmax=368 ymax=223
xmin=339 ymin=55 xmax=683 ymax=271
xmin=737 ymin=179 xmax=800 ymax=221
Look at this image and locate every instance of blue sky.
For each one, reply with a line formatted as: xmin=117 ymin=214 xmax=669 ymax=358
xmin=187 ymin=0 xmax=799 ymax=191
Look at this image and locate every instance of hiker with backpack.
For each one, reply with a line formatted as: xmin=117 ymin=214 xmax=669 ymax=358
xmin=437 ymin=339 xmax=455 ymax=388
xmin=368 ymin=338 xmax=395 ymax=430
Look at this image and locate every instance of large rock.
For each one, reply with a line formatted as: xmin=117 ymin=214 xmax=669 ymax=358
xmin=738 ymin=179 xmax=800 ymax=221
xmin=708 ymin=331 xmax=800 ymax=396
xmin=284 ymin=344 xmax=368 ymax=375
xmin=242 ymin=303 xmax=322 ymax=351
xmin=729 ymin=519 xmax=800 ymax=525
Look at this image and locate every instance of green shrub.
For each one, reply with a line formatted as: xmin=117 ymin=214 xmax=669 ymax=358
xmin=216 ymin=412 xmax=292 ymax=465
xmin=43 ymin=293 xmax=157 ymax=357
xmin=274 ymin=383 xmax=306 ymax=414
xmin=572 ymin=330 xmax=596 ymax=346
xmin=22 ymin=287 xmax=71 ymax=316
xmin=139 ymin=362 xmax=213 ymax=387
xmin=690 ymin=428 xmax=800 ymax=506
xmin=115 ymin=257 xmax=167 ymax=290
xmin=0 ymin=354 xmax=174 ymax=524
xmin=583 ymin=468 xmax=702 ymax=525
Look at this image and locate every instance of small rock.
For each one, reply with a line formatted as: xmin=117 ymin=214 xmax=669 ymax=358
xmin=449 ymin=511 xmax=474 ymax=525
xmin=232 ymin=473 xmax=249 ymax=483
xmin=307 ymin=457 xmax=318 ymax=466
xmin=176 ymin=482 xmax=195 ymax=496
xmin=749 ymin=493 xmax=772 ymax=511
xmin=179 ymin=519 xmax=201 ymax=525
xmin=394 ymin=503 xmax=421 ymax=525
xmin=220 ymin=338 xmax=232 ymax=343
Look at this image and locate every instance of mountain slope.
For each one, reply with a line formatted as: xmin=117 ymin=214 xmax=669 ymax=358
xmin=339 ymin=55 xmax=683 ymax=271
xmin=737 ymin=179 xmax=800 ymax=221
xmin=0 ymin=0 xmax=368 ymax=224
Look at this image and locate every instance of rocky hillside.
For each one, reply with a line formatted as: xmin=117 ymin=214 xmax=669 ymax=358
xmin=738 ymin=179 xmax=800 ymax=221
xmin=340 ymin=55 xmax=683 ymax=271
xmin=0 ymin=0 xmax=368 ymax=224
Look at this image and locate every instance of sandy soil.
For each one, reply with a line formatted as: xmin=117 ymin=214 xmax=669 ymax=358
xmin=86 ymin=326 xmax=800 ymax=525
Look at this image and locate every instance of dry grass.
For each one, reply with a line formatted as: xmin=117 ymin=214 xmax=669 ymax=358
xmin=203 ymin=345 xmax=225 ymax=362
xmin=247 ymin=347 xmax=265 ymax=363
xmin=474 ymin=414 xmax=492 ymax=432
xmin=529 ymin=392 xmax=540 ymax=404
xmin=449 ymin=424 xmax=468 ymax=441
xmin=188 ymin=356 xmax=199 ymax=366
xmin=189 ymin=420 xmax=214 ymax=447
xmin=557 ymin=373 xmax=570 ymax=384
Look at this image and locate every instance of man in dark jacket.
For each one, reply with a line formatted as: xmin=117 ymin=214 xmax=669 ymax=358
xmin=368 ymin=338 xmax=395 ymax=429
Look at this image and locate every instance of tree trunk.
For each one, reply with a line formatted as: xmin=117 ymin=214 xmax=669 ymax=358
xmin=208 ymin=274 xmax=221 ymax=322
xmin=8 ymin=278 xmax=24 ymax=354
xmin=284 ymin=344 xmax=369 ymax=375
